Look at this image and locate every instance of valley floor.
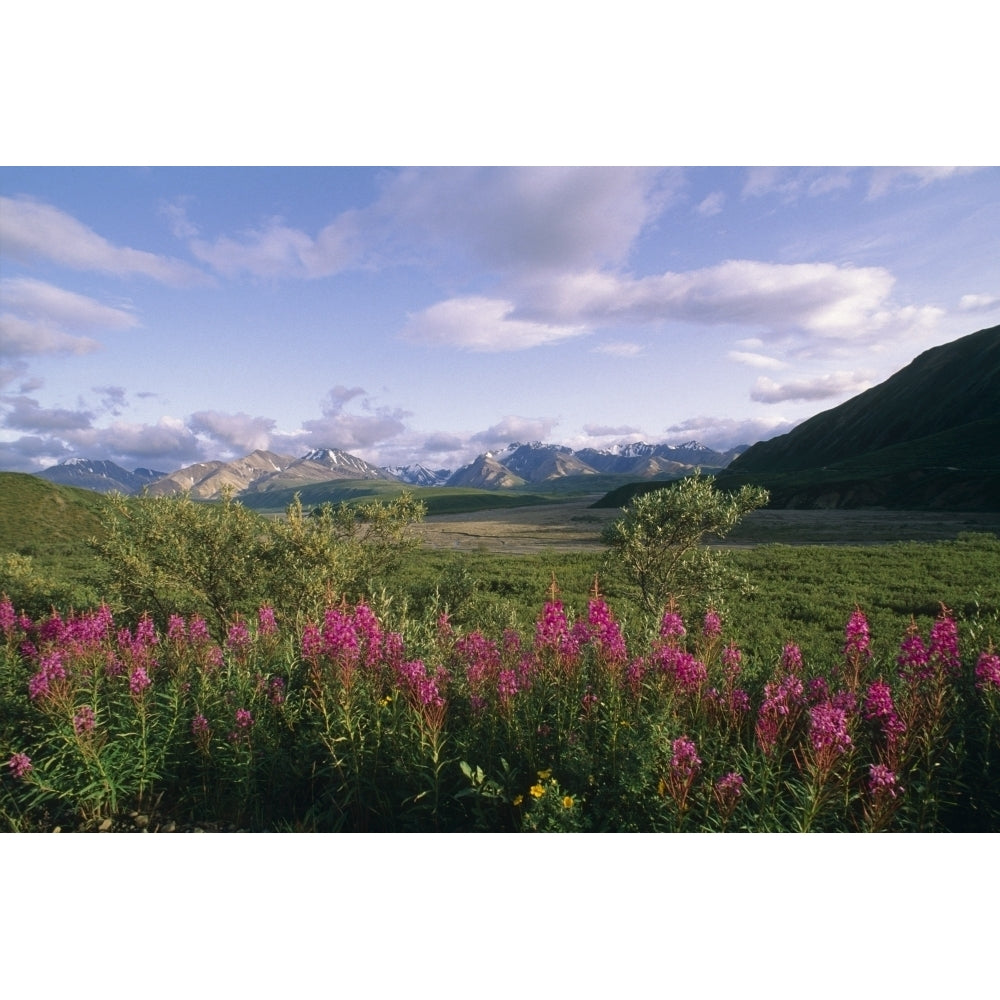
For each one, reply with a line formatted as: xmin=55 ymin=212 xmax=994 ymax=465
xmin=412 ymin=499 xmax=1000 ymax=554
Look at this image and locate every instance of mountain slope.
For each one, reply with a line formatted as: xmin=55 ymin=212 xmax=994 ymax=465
xmin=719 ymin=325 xmax=1000 ymax=509
xmin=37 ymin=459 xmax=166 ymax=495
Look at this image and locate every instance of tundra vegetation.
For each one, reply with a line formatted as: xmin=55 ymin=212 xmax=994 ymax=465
xmin=1 ymin=476 xmax=999 ymax=832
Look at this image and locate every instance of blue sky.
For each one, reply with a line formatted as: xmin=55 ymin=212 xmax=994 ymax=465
xmin=2 ymin=165 xmax=998 ymax=474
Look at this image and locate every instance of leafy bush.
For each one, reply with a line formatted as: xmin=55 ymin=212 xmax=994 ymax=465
xmin=602 ymin=472 xmax=769 ymax=613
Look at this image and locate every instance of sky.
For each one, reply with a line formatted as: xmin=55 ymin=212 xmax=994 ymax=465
xmin=2 ymin=165 xmax=998 ymax=475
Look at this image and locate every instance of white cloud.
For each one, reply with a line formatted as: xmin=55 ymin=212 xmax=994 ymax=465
xmin=404 ymin=296 xmax=587 ymax=351
xmin=381 ymin=166 xmax=677 ymax=273
xmin=188 ymin=410 xmax=278 ymax=454
xmin=2 ymin=277 xmax=138 ymax=331
xmin=664 ymin=414 xmax=799 ymax=450
xmin=695 ymin=191 xmax=725 ymax=217
xmin=470 ymin=415 xmax=560 ymax=452
xmin=0 ymin=196 xmax=207 ymax=285
xmin=2 ymin=395 xmax=93 ymax=432
xmin=958 ymin=293 xmax=1000 ymax=314
xmin=750 ymin=370 xmax=875 ymax=404
xmin=592 ymin=341 xmax=643 ymax=357
xmin=727 ymin=350 xmax=788 ymax=370
xmin=522 ymin=259 xmax=900 ymax=338
xmin=866 ymin=167 xmax=981 ymax=199
xmin=189 ymin=212 xmax=364 ymax=280
xmin=0 ymin=314 xmax=102 ymax=358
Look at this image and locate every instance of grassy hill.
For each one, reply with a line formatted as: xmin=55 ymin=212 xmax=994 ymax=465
xmin=236 ymin=478 xmax=561 ymax=516
xmin=0 ymin=472 xmax=110 ymax=612
xmin=716 ymin=325 xmax=1000 ymax=510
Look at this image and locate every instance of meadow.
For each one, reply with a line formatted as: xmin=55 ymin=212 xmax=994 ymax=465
xmin=2 ymin=483 xmax=999 ymax=832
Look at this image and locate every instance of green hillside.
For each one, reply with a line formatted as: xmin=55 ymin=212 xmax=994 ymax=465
xmin=237 ymin=478 xmax=558 ymax=515
xmin=716 ymin=326 xmax=1000 ymax=510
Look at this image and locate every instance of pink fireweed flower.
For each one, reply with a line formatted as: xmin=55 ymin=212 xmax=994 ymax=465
xmin=0 ymin=595 xmax=16 ymax=635
xmin=188 ymin=616 xmax=211 ymax=645
xmin=535 ymin=600 xmax=581 ymax=661
xmin=713 ymin=772 xmax=744 ymax=818
xmin=257 ymin=605 xmax=277 ymax=636
xmin=226 ymin=619 xmax=252 ymax=651
xmin=867 ymin=763 xmax=903 ymax=800
xmin=191 ymin=713 xmax=209 ymax=738
xmin=581 ymin=690 xmax=600 ymax=714
xmin=722 ymin=642 xmax=742 ymax=678
xmin=624 ymin=657 xmax=647 ymax=697
xmin=134 ymin=615 xmax=158 ymax=648
xmin=586 ymin=598 xmax=627 ymax=665
xmin=809 ymin=701 xmax=852 ymax=756
xmin=129 ymin=665 xmax=152 ymax=696
xmin=657 ymin=647 xmax=708 ymax=694
xmin=670 ymin=737 xmax=702 ymax=782
xmin=898 ymin=621 xmax=931 ymax=682
xmin=497 ymin=668 xmax=520 ymax=704
xmin=660 ymin=607 xmax=686 ymax=640
xmin=975 ymin=649 xmax=1000 ymax=691
xmin=268 ymin=676 xmax=286 ymax=706
xmin=352 ymin=603 xmax=383 ymax=668
xmin=929 ymin=609 xmax=961 ymax=676
xmin=844 ymin=607 xmax=872 ymax=661
xmin=756 ymin=673 xmax=806 ymax=754
xmin=167 ymin=614 xmax=187 ymax=644
xmin=8 ymin=752 xmax=32 ymax=779
xmin=28 ymin=651 xmax=67 ymax=700
xmin=235 ymin=708 xmax=254 ymax=729
xmin=301 ymin=623 xmax=324 ymax=664
xmin=702 ymin=608 xmax=722 ymax=638
xmin=864 ymin=680 xmax=906 ymax=744
xmin=781 ymin=644 xmax=804 ymax=674
xmin=73 ymin=704 xmax=96 ymax=735
xmin=806 ymin=676 xmax=830 ymax=705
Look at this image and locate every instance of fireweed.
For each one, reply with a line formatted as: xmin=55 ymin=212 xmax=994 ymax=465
xmin=1 ymin=593 xmax=997 ymax=832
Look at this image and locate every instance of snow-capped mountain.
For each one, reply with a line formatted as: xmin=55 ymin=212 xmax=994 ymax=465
xmin=36 ymin=459 xmax=167 ymax=495
xmin=446 ymin=440 xmax=743 ymax=488
xmin=384 ymin=464 xmax=452 ymax=487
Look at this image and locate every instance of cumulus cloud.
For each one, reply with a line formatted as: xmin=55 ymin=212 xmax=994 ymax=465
xmin=2 ymin=395 xmax=94 ymax=433
xmin=298 ymin=386 xmax=410 ymax=454
xmin=65 ymin=417 xmax=204 ymax=468
xmin=188 ymin=410 xmax=278 ymax=454
xmin=750 ymin=370 xmax=875 ymax=404
xmin=404 ymin=296 xmax=586 ymax=351
xmin=189 ymin=212 xmax=364 ymax=280
xmin=381 ymin=166 xmax=677 ymax=274
xmin=470 ymin=415 xmax=560 ymax=452
xmin=958 ymin=293 xmax=1000 ymax=313
xmin=663 ymin=415 xmax=799 ymax=450
xmin=522 ymin=259 xmax=898 ymax=336
xmin=0 ymin=196 xmax=207 ymax=285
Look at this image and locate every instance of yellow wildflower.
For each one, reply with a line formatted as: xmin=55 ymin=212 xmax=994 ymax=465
xmin=512 ymin=794 xmax=523 ymax=806
xmin=562 ymin=796 xmax=574 ymax=809
xmin=537 ymin=769 xmax=552 ymax=780
xmin=530 ymin=783 xmax=546 ymax=798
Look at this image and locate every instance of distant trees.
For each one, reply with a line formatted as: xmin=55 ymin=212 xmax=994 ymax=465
xmin=603 ymin=472 xmax=769 ymax=614
xmin=93 ymin=489 xmax=426 ymax=636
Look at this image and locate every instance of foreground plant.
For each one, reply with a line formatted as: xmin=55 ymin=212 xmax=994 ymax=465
xmin=1 ymin=590 xmax=997 ymax=832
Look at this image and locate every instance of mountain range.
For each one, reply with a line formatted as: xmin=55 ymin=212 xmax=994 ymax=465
xmin=33 ymin=440 xmax=742 ymax=499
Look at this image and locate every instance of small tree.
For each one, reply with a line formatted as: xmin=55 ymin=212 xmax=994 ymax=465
xmin=602 ymin=472 xmax=769 ymax=614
